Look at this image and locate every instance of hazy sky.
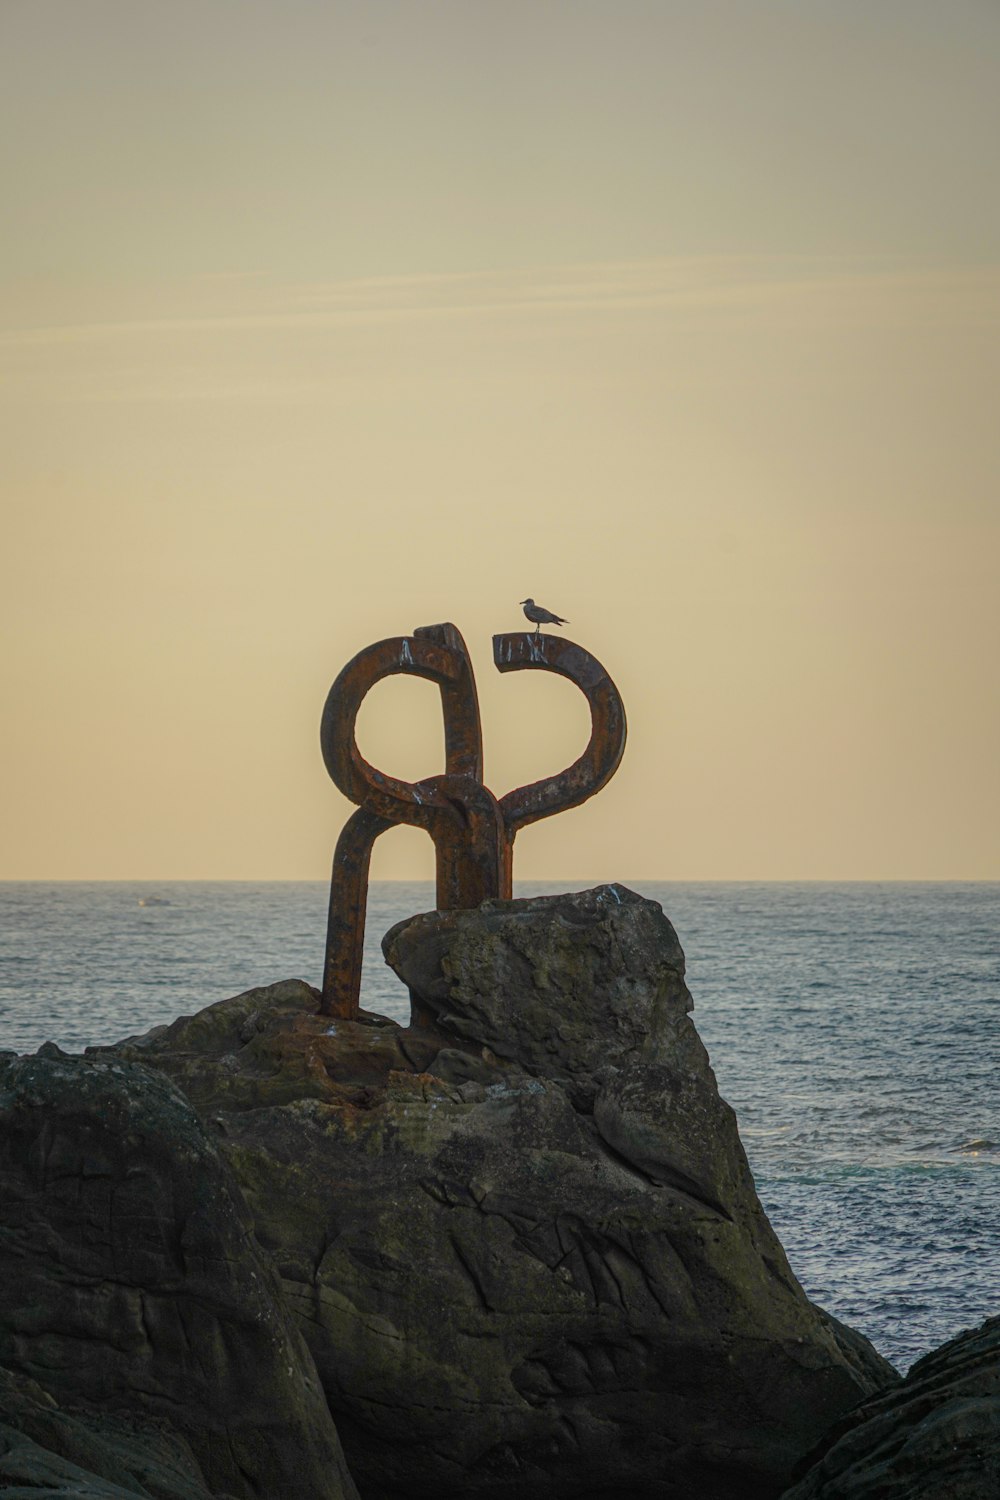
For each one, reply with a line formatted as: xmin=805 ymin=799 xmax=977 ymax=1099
xmin=2 ymin=1 xmax=998 ymax=880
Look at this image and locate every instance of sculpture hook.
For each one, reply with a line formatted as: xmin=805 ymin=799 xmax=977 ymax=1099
xmin=320 ymin=622 xmax=626 ymax=1017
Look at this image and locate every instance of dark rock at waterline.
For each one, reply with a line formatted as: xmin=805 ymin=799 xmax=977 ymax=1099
xmin=782 ymin=1314 xmax=1000 ymax=1499
xmin=111 ymin=885 xmax=896 ymax=1500
xmin=0 ymin=1050 xmax=357 ymax=1500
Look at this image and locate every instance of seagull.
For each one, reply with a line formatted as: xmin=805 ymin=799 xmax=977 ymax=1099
xmin=520 ymin=598 xmax=569 ymax=637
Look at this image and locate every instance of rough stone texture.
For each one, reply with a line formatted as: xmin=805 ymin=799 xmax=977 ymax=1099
xmin=782 ymin=1315 xmax=1000 ymax=1500
xmin=384 ymin=884 xmax=704 ymax=1108
xmin=0 ymin=1049 xmax=357 ymax=1500
xmin=0 ymin=1362 xmax=220 ymax=1499
xmin=109 ymin=886 xmax=897 ymax=1500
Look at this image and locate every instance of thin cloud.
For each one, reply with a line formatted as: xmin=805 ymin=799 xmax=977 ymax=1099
xmin=3 ymin=256 xmax=997 ymax=351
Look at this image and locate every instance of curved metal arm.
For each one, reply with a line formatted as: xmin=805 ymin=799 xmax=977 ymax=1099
xmin=320 ymin=623 xmax=502 ymax=1016
xmin=320 ymin=623 xmax=482 ymax=824
xmin=493 ymin=633 xmax=627 ymax=836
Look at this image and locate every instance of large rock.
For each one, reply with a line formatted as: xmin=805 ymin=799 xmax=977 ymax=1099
xmin=0 ymin=1048 xmax=357 ymax=1500
xmin=782 ymin=1315 xmax=1000 ymax=1499
xmin=109 ymin=885 xmax=896 ymax=1500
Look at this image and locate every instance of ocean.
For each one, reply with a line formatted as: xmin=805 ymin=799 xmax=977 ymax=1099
xmin=1 ymin=879 xmax=997 ymax=1374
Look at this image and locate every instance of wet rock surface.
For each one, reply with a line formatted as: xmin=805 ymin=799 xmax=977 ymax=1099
xmin=0 ymin=1049 xmax=357 ymax=1500
xmin=109 ymin=885 xmax=896 ymax=1500
xmin=782 ymin=1315 xmax=1000 ymax=1500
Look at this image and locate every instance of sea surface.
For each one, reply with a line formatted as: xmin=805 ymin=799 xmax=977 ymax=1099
xmin=1 ymin=879 xmax=997 ymax=1374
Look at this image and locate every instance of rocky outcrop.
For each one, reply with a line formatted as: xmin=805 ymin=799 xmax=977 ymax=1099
xmin=0 ymin=1362 xmax=217 ymax=1499
xmin=110 ymin=885 xmax=896 ymax=1500
xmin=0 ymin=1048 xmax=357 ymax=1500
xmin=782 ymin=1315 xmax=1000 ymax=1499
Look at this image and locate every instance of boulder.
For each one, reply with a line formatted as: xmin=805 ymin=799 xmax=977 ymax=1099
xmin=0 ymin=1048 xmax=357 ymax=1500
xmin=109 ymin=885 xmax=897 ymax=1499
xmin=782 ymin=1315 xmax=1000 ymax=1499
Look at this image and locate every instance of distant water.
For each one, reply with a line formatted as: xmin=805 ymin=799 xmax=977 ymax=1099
xmin=1 ymin=879 xmax=997 ymax=1373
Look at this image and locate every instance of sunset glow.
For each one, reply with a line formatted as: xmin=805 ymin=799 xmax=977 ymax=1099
xmin=2 ymin=1 xmax=998 ymax=879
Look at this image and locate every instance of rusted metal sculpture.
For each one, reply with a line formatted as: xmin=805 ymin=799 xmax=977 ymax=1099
xmin=320 ymin=622 xmax=626 ymax=1017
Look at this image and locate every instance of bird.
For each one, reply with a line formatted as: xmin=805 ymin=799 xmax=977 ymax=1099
xmin=520 ymin=598 xmax=569 ymax=637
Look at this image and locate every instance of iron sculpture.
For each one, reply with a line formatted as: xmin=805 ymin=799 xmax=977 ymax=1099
xmin=320 ymin=622 xmax=626 ymax=1017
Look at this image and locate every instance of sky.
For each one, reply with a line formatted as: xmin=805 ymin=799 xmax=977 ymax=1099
xmin=2 ymin=0 xmax=998 ymax=881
